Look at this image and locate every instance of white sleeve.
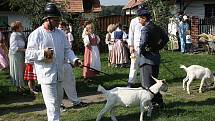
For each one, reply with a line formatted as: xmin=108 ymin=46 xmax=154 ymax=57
xmin=82 ymin=28 xmax=87 ymax=38
xmin=25 ymin=31 xmax=45 ymax=62
xmin=128 ymin=20 xmax=134 ymax=46
xmin=105 ymin=33 xmax=110 ymax=44
xmin=122 ymin=31 xmax=128 ymax=41
xmin=96 ymin=35 xmax=100 ymax=44
xmin=64 ymin=37 xmax=79 ymax=64
xmin=83 ymin=35 xmax=90 ymax=46
xmin=67 ymin=33 xmax=74 ymax=42
xmin=9 ymin=33 xmax=19 ymax=52
xmin=111 ymin=31 xmax=115 ymax=42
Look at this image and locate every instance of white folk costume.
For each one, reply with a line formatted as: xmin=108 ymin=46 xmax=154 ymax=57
xmin=127 ymin=17 xmax=143 ymax=85
xmin=25 ymin=25 xmax=79 ymax=121
xmin=105 ymin=32 xmax=113 ymax=66
xmin=83 ymin=33 xmax=101 ymax=78
xmin=63 ymin=61 xmax=81 ymax=104
xmin=9 ymin=32 xmax=25 ymax=87
xmin=60 ymin=28 xmax=81 ymax=105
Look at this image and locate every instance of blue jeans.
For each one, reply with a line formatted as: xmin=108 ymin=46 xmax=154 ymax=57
xmin=179 ymin=35 xmax=186 ymax=53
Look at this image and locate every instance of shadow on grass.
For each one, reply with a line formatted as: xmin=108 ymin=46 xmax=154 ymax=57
xmin=0 ymin=103 xmax=45 ymax=116
xmin=0 ymin=92 xmax=36 ymax=104
xmin=76 ymin=72 xmax=129 ymax=97
xmin=167 ymin=98 xmax=215 ymax=108
xmin=85 ymin=97 xmax=215 ymax=121
xmin=84 ymin=107 xmax=199 ymax=121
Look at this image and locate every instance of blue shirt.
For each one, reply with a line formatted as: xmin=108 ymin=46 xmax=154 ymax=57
xmin=178 ymin=21 xmax=189 ymax=37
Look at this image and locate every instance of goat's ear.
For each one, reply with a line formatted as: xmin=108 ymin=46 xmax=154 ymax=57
xmin=151 ymin=76 xmax=158 ymax=83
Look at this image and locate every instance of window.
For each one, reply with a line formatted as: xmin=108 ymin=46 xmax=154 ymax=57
xmin=205 ymin=4 xmax=215 ymax=18
xmin=0 ymin=16 xmax=8 ymax=27
xmin=83 ymin=0 xmax=93 ymax=12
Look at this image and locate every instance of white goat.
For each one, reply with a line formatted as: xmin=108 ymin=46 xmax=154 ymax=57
xmin=180 ymin=64 xmax=215 ymax=94
xmin=96 ymin=77 xmax=168 ymax=121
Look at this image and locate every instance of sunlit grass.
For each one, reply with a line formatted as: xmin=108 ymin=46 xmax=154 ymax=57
xmin=1 ymin=51 xmax=215 ymax=121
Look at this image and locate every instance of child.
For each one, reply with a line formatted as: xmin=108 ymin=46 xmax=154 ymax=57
xmin=24 ymin=60 xmax=39 ymax=95
xmin=105 ymin=24 xmax=115 ymax=66
xmin=186 ymin=30 xmax=192 ymax=52
xmin=82 ymin=21 xmax=101 ymax=80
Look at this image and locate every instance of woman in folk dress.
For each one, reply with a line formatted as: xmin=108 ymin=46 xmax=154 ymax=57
xmin=82 ymin=21 xmax=101 ymax=80
xmin=0 ymin=30 xmax=9 ymax=70
xmin=9 ymin=21 xmax=26 ymax=94
xmin=111 ymin=23 xmax=129 ymax=67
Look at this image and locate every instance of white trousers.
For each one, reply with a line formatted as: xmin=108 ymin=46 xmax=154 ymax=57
xmin=62 ymin=63 xmax=80 ymax=104
xmin=41 ymin=82 xmax=63 ymax=121
xmin=128 ymin=51 xmax=142 ymax=84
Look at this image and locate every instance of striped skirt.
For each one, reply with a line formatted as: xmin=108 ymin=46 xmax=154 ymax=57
xmin=24 ymin=63 xmax=37 ymax=81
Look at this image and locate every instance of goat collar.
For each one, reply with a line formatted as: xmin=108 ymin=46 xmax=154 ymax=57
xmin=142 ymin=87 xmax=155 ymax=95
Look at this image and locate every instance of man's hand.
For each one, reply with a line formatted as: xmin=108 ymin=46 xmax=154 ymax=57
xmin=74 ymin=59 xmax=83 ymax=67
xmin=44 ymin=48 xmax=54 ymax=63
xmin=129 ymin=46 xmax=135 ymax=54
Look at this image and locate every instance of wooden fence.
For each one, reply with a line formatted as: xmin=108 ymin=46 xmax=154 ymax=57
xmin=97 ymin=15 xmax=134 ymax=32
xmin=0 ymin=27 xmax=32 ymax=48
xmin=199 ymin=18 xmax=215 ymax=34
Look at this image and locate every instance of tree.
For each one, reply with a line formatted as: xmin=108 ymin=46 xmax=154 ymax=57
xmin=143 ymin=0 xmax=172 ymax=30
xmin=9 ymin=0 xmax=50 ymax=25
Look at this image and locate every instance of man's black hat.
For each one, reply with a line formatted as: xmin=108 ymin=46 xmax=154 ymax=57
xmin=43 ymin=3 xmax=61 ymax=19
xmin=137 ymin=6 xmax=150 ymax=17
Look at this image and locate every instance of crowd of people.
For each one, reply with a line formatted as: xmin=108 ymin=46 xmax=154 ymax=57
xmin=0 ymin=2 xmax=174 ymax=121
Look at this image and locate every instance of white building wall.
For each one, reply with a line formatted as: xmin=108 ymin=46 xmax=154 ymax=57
xmin=0 ymin=11 xmax=31 ymax=28
xmin=176 ymin=0 xmax=215 ymax=18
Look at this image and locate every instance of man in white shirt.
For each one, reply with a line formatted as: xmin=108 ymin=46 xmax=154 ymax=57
xmin=58 ymin=21 xmax=87 ymax=110
xmin=127 ymin=16 xmax=143 ymax=87
xmin=25 ymin=3 xmax=82 ymax=121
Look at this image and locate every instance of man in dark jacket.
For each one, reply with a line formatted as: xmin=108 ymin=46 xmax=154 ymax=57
xmin=138 ymin=7 xmax=169 ymax=108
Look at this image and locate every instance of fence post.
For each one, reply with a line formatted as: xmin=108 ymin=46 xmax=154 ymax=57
xmin=191 ymin=16 xmax=199 ymax=48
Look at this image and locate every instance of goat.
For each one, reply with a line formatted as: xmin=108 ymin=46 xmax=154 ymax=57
xmin=96 ymin=76 xmax=168 ymax=121
xmin=180 ymin=64 xmax=215 ymax=94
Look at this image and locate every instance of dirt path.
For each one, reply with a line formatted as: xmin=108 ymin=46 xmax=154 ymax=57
xmin=0 ymin=93 xmax=106 ymax=116
xmin=35 ymin=93 xmax=106 ymax=114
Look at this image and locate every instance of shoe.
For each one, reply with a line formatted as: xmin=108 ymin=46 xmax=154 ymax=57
xmin=60 ymin=104 xmax=67 ymax=112
xmin=17 ymin=87 xmax=26 ymax=95
xmin=73 ymin=102 xmax=88 ymax=108
xmin=60 ymin=107 xmax=67 ymax=112
xmin=30 ymin=88 xmax=39 ymax=95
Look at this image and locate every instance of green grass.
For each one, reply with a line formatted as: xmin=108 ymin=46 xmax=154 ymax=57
xmin=1 ymin=51 xmax=215 ymax=121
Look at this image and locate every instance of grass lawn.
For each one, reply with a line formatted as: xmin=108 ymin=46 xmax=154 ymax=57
xmin=1 ymin=51 xmax=215 ymax=121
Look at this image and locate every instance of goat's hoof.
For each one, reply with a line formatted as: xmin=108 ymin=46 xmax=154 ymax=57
xmin=188 ymin=92 xmax=191 ymax=95
xmin=183 ymin=88 xmax=185 ymax=90
xmin=199 ymin=90 xmax=202 ymax=93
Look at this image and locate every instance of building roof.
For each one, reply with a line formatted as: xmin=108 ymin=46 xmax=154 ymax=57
xmin=51 ymin=0 xmax=102 ymax=13
xmin=123 ymin=0 xmax=145 ymax=10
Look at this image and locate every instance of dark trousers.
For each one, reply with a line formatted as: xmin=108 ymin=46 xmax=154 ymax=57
xmin=140 ymin=64 xmax=163 ymax=105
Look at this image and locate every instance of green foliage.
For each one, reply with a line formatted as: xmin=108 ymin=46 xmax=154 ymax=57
xmin=100 ymin=5 xmax=124 ymax=16
xmin=143 ymin=0 xmax=172 ymax=30
xmin=8 ymin=0 xmax=70 ymax=26
xmin=9 ymin=0 xmax=49 ymax=25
